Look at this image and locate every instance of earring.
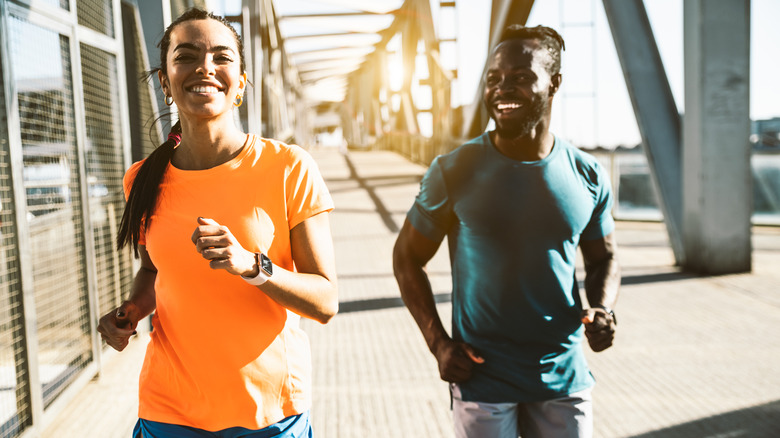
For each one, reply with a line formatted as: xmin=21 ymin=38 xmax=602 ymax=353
xmin=165 ymin=95 xmax=174 ymax=106
xmin=234 ymin=94 xmax=243 ymax=107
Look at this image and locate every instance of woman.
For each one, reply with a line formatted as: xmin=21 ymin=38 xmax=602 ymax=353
xmin=97 ymin=8 xmax=337 ymax=437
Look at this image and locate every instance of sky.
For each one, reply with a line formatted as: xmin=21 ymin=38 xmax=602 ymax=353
xmin=456 ymin=0 xmax=780 ymax=147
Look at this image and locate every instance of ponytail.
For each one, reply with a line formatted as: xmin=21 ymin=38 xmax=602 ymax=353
xmin=117 ymin=121 xmax=181 ymax=257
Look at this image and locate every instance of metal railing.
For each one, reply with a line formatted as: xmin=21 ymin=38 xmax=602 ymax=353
xmin=0 ymin=0 xmax=146 ymax=435
xmin=374 ymin=133 xmax=780 ymax=226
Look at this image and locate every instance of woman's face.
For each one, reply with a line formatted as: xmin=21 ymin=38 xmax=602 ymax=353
xmin=159 ymin=19 xmax=246 ymax=120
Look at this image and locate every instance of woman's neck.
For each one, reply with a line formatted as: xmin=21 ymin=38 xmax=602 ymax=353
xmin=172 ymin=115 xmax=247 ymax=170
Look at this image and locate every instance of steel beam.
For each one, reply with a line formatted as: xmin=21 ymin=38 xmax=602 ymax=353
xmin=1 ymin=3 xmax=47 ymax=432
xmin=241 ymin=0 xmax=258 ymax=134
xmin=299 ymin=66 xmax=362 ymax=81
xmin=288 ymin=47 xmax=376 ymax=60
xmin=682 ymin=0 xmax=751 ymax=274
xmin=284 ymin=31 xmax=374 ymax=40
xmin=295 ymin=58 xmax=366 ymax=73
xmin=602 ymin=0 xmax=685 ymax=265
xmin=279 ymin=11 xmax=387 ymax=20
xmin=137 ymin=0 xmax=172 ymax=127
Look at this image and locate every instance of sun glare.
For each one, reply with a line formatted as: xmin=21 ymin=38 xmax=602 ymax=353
xmin=388 ymin=57 xmax=404 ymax=92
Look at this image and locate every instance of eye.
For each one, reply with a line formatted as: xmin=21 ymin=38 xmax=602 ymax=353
xmin=215 ymin=55 xmax=233 ymax=63
xmin=486 ymin=75 xmax=499 ymax=86
xmin=174 ymin=54 xmax=195 ymax=62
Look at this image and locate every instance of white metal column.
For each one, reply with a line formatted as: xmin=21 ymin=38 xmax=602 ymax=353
xmin=682 ymin=0 xmax=751 ymax=274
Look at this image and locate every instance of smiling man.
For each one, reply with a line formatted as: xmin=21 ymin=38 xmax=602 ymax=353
xmin=393 ymin=25 xmax=621 ymax=438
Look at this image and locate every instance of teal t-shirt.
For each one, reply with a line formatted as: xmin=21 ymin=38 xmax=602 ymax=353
xmin=407 ymin=133 xmax=615 ymax=403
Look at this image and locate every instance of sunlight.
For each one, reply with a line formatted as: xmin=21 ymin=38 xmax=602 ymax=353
xmin=388 ymin=55 xmax=404 ymax=92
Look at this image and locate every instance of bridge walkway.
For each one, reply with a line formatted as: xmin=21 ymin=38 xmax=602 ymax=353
xmin=43 ymin=148 xmax=780 ymax=437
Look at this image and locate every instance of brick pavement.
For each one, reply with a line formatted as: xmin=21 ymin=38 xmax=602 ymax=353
xmin=42 ymin=147 xmax=780 ymax=437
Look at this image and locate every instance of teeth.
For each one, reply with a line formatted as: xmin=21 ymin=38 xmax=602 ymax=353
xmin=496 ymin=103 xmax=521 ymax=110
xmin=191 ymin=85 xmax=220 ymax=93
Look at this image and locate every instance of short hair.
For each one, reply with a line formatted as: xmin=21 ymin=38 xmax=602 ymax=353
xmin=498 ymin=24 xmax=566 ymax=75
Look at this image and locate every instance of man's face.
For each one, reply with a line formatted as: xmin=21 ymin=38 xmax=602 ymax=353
xmin=483 ymin=38 xmax=559 ymax=139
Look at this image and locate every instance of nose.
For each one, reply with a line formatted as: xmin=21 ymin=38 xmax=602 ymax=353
xmin=496 ymin=76 xmax=512 ymax=92
xmin=494 ymin=78 xmax=512 ymax=96
xmin=195 ymin=55 xmax=216 ymax=76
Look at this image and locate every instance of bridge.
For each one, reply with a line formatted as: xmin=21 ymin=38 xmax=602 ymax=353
xmin=0 ymin=0 xmax=778 ymax=437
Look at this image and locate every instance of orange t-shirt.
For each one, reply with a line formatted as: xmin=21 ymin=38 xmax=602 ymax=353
xmin=123 ymin=135 xmax=333 ymax=431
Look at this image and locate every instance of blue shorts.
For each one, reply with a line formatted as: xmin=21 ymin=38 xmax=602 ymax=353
xmin=132 ymin=411 xmax=312 ymax=438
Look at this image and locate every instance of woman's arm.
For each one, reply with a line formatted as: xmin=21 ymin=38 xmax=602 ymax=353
xmin=192 ymin=213 xmax=338 ymax=324
xmin=255 ymin=212 xmax=338 ymax=323
xmin=97 ymin=246 xmax=157 ymax=351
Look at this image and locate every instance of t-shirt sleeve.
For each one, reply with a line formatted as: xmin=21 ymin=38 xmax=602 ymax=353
xmin=581 ymin=161 xmax=615 ymax=241
xmin=285 ymin=147 xmax=334 ymax=230
xmin=406 ymin=157 xmax=454 ymax=242
xmin=122 ymin=160 xmax=146 ymax=245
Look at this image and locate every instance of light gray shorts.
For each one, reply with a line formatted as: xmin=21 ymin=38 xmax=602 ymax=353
xmin=451 ymin=384 xmax=593 ymax=438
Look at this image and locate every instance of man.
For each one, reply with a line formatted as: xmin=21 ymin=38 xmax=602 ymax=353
xmin=393 ymin=25 xmax=620 ymax=438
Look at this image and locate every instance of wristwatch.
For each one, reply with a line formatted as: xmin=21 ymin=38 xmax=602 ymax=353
xmin=241 ymin=252 xmax=273 ymax=286
xmin=594 ymin=305 xmax=617 ymax=325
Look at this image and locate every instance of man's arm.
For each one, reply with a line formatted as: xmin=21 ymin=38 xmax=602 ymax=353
xmin=580 ymin=232 xmax=621 ymax=352
xmin=98 ymin=245 xmax=157 ymax=351
xmin=393 ymin=219 xmax=483 ymax=382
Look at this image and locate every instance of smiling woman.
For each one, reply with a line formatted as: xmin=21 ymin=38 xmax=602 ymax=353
xmin=97 ymin=8 xmax=338 ymax=438
xmin=162 ymin=20 xmax=246 ymax=125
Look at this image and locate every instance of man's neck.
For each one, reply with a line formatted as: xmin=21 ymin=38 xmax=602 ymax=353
xmin=491 ymin=127 xmax=555 ymax=162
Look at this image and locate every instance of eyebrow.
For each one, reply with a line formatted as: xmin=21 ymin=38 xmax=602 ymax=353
xmin=174 ymin=43 xmax=235 ymax=54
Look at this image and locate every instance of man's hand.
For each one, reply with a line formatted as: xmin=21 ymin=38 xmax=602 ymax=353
xmin=97 ymin=301 xmax=140 ymax=351
xmin=432 ymin=338 xmax=485 ymax=382
xmin=191 ymin=217 xmax=256 ymax=277
xmin=581 ymin=308 xmax=616 ymax=352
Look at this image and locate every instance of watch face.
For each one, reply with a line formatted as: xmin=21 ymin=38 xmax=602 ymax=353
xmin=259 ymin=253 xmax=273 ymax=276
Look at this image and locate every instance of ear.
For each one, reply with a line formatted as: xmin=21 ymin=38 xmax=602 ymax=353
xmin=158 ymin=70 xmax=169 ymax=95
xmin=549 ymin=73 xmax=562 ymax=96
xmin=239 ymin=72 xmax=247 ymax=92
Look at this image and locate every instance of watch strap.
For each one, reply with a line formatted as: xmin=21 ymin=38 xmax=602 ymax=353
xmin=593 ymin=305 xmax=617 ymax=325
xmin=241 ymin=252 xmax=272 ymax=286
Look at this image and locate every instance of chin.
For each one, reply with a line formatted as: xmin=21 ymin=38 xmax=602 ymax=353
xmin=493 ymin=100 xmax=547 ymax=139
xmin=495 ymin=120 xmax=538 ymax=139
xmin=181 ymin=105 xmax=231 ymax=119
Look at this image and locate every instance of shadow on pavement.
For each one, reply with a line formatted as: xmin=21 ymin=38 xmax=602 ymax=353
xmin=341 ymin=153 xmax=400 ymax=232
xmin=629 ymin=400 xmax=780 ymax=438
xmin=339 ymin=292 xmax=451 ymax=313
xmin=621 ymin=271 xmax=694 ymax=286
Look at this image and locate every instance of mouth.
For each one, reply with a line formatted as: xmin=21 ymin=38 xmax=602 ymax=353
xmin=493 ymin=101 xmax=524 ymax=116
xmin=187 ymin=84 xmax=225 ymax=94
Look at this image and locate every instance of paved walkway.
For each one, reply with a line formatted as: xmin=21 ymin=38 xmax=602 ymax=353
xmin=43 ymin=148 xmax=780 ymax=437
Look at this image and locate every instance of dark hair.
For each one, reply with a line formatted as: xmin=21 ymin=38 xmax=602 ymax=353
xmin=498 ymin=24 xmax=566 ymax=75
xmin=152 ymin=8 xmax=246 ymax=78
xmin=117 ymin=9 xmax=245 ymax=256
